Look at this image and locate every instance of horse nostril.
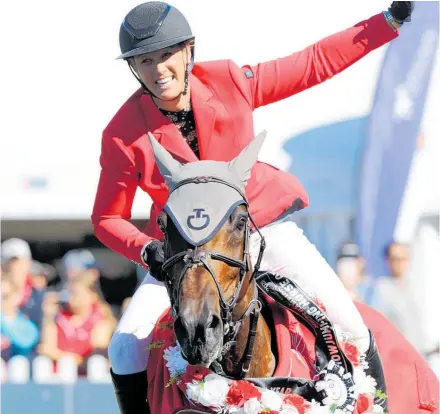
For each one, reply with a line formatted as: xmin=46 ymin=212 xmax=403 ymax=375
xmin=174 ymin=316 xmax=188 ymax=338
xmin=207 ymin=313 xmax=221 ymax=330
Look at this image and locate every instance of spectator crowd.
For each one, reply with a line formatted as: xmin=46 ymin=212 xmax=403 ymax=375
xmin=1 ymin=238 xmax=117 ymax=382
xmin=1 ymin=235 xmax=438 ymax=382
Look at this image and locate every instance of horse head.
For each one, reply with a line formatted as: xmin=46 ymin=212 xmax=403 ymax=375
xmin=148 ymin=131 xmax=272 ymax=376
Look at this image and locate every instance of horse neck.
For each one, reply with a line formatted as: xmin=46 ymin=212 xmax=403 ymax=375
xmin=222 ymin=273 xmax=276 ymax=378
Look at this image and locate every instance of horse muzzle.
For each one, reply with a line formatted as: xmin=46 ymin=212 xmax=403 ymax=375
xmin=174 ymin=310 xmax=223 ymax=366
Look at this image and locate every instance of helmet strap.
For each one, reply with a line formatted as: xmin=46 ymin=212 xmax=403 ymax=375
xmin=127 ymin=61 xmax=149 ymax=93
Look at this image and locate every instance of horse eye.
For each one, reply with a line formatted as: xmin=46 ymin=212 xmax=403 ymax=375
xmin=235 ymin=215 xmax=248 ymax=231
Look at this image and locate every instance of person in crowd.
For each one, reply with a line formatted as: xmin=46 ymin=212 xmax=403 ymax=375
xmin=373 ymin=241 xmax=416 ymax=336
xmin=1 ymin=274 xmax=39 ymax=361
xmin=1 ymin=238 xmax=44 ymax=346
xmin=56 ymin=248 xmax=110 ymax=307
xmin=30 ymin=260 xmax=57 ymax=291
xmin=38 ymin=276 xmax=116 ymax=373
xmin=335 ymin=241 xmax=377 ymax=306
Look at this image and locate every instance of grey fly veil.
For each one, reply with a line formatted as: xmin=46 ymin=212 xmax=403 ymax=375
xmin=148 ymin=131 xmax=267 ymax=246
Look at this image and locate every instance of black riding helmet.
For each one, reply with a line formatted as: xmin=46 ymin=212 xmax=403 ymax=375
xmin=118 ymin=1 xmax=195 ymax=98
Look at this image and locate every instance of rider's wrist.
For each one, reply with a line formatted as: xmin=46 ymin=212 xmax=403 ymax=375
xmin=383 ymin=10 xmax=402 ymax=32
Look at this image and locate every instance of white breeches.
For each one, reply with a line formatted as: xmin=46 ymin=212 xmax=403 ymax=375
xmin=108 ymin=213 xmax=369 ymax=375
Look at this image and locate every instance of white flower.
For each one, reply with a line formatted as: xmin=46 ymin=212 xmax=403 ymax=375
xmin=359 ymin=354 xmax=370 ymax=371
xmin=279 ymin=405 xmax=300 ymax=414
xmin=197 ymin=373 xmax=230 ymax=408
xmin=186 ymin=382 xmax=203 ymax=402
xmin=204 ymin=373 xmax=226 ymax=383
xmin=260 ymin=389 xmax=283 ymax=411
xmin=163 ymin=345 xmax=188 ymax=378
xmin=243 ymin=398 xmax=262 ymax=414
xmin=228 ymin=407 xmax=245 ymax=414
xmin=308 ymin=400 xmax=331 ymax=413
xmin=353 ymin=368 xmax=377 ymax=395
xmin=353 ymin=367 xmax=366 ymax=385
xmin=361 ymin=376 xmax=377 ymax=395
xmin=371 ymin=404 xmax=384 ymax=413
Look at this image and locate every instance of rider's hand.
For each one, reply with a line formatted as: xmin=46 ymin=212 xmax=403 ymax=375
xmin=142 ymin=240 xmax=165 ymax=281
xmin=388 ymin=1 xmax=414 ymax=23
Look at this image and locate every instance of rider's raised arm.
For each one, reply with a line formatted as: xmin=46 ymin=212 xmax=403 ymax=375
xmin=91 ymin=132 xmax=151 ymax=266
xmin=239 ymin=13 xmax=399 ymax=109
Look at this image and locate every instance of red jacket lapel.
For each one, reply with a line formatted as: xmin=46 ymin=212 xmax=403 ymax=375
xmin=139 ymin=93 xmax=198 ymax=163
xmin=138 ymin=76 xmax=218 ymax=162
xmin=189 ymin=75 xmax=216 ymax=160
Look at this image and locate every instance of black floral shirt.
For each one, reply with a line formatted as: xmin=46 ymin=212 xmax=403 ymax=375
xmin=159 ymin=103 xmax=199 ymax=158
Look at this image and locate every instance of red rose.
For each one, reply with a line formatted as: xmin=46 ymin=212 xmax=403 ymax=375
xmin=282 ymin=394 xmax=312 ymax=414
xmin=226 ymin=380 xmax=261 ymax=407
xmin=181 ymin=365 xmax=211 ymax=384
xmin=356 ymin=393 xmax=374 ymax=413
xmin=226 ymin=381 xmax=245 ymax=407
xmin=342 ymin=341 xmax=361 ymax=367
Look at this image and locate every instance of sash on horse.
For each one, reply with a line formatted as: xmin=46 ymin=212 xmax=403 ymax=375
xmin=147 ymin=296 xmax=325 ymax=414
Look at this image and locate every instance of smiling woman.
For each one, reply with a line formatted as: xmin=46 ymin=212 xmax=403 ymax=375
xmin=130 ymin=43 xmax=193 ymax=109
xmin=117 ymin=1 xmax=195 ymax=111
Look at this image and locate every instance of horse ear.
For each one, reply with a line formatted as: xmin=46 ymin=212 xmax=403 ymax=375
xmin=148 ymin=132 xmax=182 ymax=183
xmin=228 ymin=130 xmax=267 ymax=185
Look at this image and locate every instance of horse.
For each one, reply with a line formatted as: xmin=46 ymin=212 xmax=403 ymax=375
xmin=145 ymin=131 xmax=439 ymax=414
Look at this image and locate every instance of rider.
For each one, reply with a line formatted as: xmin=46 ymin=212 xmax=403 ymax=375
xmin=91 ymin=2 xmax=414 ymax=412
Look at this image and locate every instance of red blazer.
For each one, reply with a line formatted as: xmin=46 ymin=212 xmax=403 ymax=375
xmin=92 ymin=13 xmax=397 ymax=265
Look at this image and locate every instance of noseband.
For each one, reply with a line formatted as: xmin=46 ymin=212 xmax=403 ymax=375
xmin=160 ymin=176 xmax=266 ymax=377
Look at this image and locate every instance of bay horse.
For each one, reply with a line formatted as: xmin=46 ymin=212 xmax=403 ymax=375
xmin=145 ymin=131 xmax=439 ymax=414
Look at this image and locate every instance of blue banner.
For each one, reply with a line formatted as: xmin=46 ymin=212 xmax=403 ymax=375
xmin=356 ymin=2 xmax=439 ymax=278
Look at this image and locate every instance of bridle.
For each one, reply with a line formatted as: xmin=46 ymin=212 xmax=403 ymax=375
xmin=160 ymin=176 xmax=266 ymax=378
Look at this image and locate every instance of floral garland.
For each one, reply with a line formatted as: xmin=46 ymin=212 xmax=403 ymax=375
xmin=162 ymin=330 xmax=387 ymax=414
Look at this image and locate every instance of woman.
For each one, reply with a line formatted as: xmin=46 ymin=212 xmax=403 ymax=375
xmin=38 ymin=277 xmax=116 ymax=373
xmin=91 ymin=2 xmax=414 ymax=412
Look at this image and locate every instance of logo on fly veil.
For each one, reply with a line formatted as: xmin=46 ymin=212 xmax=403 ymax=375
xmin=187 ymin=208 xmax=210 ymax=230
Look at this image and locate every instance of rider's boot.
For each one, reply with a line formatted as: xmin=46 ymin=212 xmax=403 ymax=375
xmin=365 ymin=330 xmax=387 ymax=411
xmin=111 ymin=369 xmax=150 ymax=414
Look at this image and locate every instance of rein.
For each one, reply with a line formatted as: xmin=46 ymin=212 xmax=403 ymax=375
xmin=161 ymin=176 xmax=266 ymax=378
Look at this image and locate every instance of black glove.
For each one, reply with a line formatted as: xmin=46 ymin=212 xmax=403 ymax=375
xmin=142 ymin=240 xmax=165 ymax=281
xmin=388 ymin=1 xmax=414 ymax=23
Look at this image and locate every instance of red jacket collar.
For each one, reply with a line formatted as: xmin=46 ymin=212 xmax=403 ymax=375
xmin=138 ymin=74 xmax=216 ymax=162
